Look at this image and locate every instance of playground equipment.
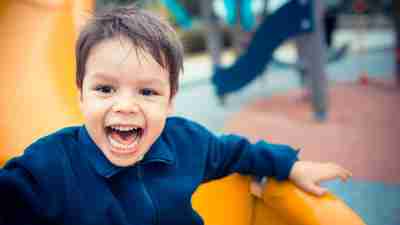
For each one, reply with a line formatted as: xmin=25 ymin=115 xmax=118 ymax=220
xmin=353 ymin=0 xmax=370 ymax=85
xmin=215 ymin=0 xmax=259 ymax=31
xmin=161 ymin=0 xmax=258 ymax=32
xmin=199 ymin=0 xmax=329 ymax=121
xmin=167 ymin=0 xmax=347 ymax=113
xmin=0 ymin=1 xmax=365 ymax=224
xmin=395 ymin=1 xmax=400 ymax=84
xmin=160 ymin=0 xmax=192 ymax=30
xmin=211 ymin=0 xmax=314 ymax=97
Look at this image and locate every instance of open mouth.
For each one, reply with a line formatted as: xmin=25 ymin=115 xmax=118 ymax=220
xmin=105 ymin=125 xmax=143 ymax=151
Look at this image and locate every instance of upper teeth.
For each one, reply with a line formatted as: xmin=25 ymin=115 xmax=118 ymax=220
xmin=110 ymin=126 xmax=140 ymax=131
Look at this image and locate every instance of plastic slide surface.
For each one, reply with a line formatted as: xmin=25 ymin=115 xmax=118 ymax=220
xmin=0 ymin=0 xmax=91 ymax=162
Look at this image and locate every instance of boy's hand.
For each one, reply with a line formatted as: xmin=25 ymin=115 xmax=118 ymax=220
xmin=289 ymin=161 xmax=352 ymax=196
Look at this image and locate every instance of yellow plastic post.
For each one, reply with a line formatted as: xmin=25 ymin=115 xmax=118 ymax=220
xmin=0 ymin=0 xmax=93 ymax=164
xmin=73 ymin=0 xmax=94 ymax=33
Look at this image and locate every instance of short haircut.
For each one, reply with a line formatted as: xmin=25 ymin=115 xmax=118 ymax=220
xmin=75 ymin=5 xmax=184 ymax=98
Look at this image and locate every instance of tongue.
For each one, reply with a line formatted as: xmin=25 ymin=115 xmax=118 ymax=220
xmin=110 ymin=130 xmax=138 ymax=146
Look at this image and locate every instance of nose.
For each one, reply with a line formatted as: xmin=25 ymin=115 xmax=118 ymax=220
xmin=112 ymin=94 xmax=140 ymax=114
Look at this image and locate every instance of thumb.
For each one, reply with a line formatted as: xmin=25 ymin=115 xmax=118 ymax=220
xmin=303 ymin=183 xmax=328 ymax=197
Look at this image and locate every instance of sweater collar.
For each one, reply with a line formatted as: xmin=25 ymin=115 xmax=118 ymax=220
xmin=78 ymin=126 xmax=174 ymax=178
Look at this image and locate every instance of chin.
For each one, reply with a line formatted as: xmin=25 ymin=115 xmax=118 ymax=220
xmin=104 ymin=147 xmax=144 ymax=167
xmin=108 ymin=156 xmax=141 ymax=167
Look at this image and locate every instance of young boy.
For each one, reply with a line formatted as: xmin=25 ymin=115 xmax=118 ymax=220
xmin=0 ymin=5 xmax=351 ymax=225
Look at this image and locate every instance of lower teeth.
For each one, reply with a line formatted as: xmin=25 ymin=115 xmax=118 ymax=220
xmin=108 ymin=134 xmax=139 ymax=150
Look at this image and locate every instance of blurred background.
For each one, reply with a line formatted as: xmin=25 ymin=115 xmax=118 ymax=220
xmin=0 ymin=0 xmax=398 ymax=224
xmin=93 ymin=0 xmax=397 ymax=127
xmin=98 ymin=1 xmax=400 ymax=224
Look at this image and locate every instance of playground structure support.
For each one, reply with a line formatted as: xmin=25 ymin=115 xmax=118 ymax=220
xmin=232 ymin=0 xmax=244 ymax=54
xmin=394 ymin=0 xmax=400 ymax=85
xmin=296 ymin=0 xmax=328 ymax=121
xmin=200 ymin=0 xmax=223 ymax=68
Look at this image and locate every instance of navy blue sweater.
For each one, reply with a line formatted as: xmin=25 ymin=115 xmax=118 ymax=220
xmin=0 ymin=117 xmax=298 ymax=225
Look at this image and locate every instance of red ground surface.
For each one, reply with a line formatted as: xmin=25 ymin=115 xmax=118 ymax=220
xmin=224 ymin=80 xmax=400 ymax=184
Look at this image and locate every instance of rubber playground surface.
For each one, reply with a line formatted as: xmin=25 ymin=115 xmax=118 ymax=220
xmin=224 ymin=79 xmax=400 ymax=225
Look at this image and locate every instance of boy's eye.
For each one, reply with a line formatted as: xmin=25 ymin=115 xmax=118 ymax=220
xmin=140 ymin=88 xmax=158 ymax=96
xmin=94 ymin=85 xmax=115 ymax=94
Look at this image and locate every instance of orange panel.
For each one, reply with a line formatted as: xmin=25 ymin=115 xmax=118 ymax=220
xmin=73 ymin=0 xmax=94 ymax=33
xmin=192 ymin=174 xmax=254 ymax=225
xmin=252 ymin=179 xmax=366 ymax=225
xmin=0 ymin=0 xmax=92 ymax=163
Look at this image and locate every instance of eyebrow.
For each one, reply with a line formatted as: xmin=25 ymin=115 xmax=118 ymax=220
xmin=91 ymin=72 xmax=169 ymax=87
xmin=137 ymin=78 xmax=169 ymax=87
xmin=91 ymin=73 xmax=115 ymax=82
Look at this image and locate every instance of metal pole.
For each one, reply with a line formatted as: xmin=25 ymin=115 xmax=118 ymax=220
xmin=232 ymin=0 xmax=243 ymax=54
xmin=394 ymin=0 xmax=400 ymax=85
xmin=295 ymin=0 xmax=328 ymax=121
xmin=200 ymin=0 xmax=223 ymax=67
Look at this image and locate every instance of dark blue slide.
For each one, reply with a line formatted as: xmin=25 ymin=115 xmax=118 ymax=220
xmin=212 ymin=0 xmax=313 ymax=97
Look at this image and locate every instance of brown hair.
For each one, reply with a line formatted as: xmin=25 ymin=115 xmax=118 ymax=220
xmin=75 ymin=5 xmax=184 ymax=98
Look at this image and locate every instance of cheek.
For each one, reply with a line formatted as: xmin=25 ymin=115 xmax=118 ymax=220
xmin=81 ymin=97 xmax=109 ymax=123
xmin=143 ymin=102 xmax=170 ymax=127
xmin=149 ymin=101 xmax=170 ymax=116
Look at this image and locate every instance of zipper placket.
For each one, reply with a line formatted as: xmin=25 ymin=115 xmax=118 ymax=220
xmin=137 ymin=164 xmax=159 ymax=225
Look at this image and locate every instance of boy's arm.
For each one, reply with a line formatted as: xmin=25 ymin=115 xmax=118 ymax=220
xmin=176 ymin=117 xmax=350 ymax=196
xmin=202 ymin=133 xmax=299 ymax=182
xmin=0 ymin=160 xmax=46 ymax=224
xmin=202 ymin=132 xmax=351 ymax=196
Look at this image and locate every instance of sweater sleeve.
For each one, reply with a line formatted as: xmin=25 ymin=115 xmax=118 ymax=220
xmin=0 ymin=159 xmax=45 ymax=225
xmin=202 ymin=132 xmax=299 ymax=183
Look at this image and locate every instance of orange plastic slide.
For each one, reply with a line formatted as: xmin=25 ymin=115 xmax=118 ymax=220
xmin=0 ymin=0 xmax=92 ymax=161
xmin=0 ymin=1 xmax=366 ymax=225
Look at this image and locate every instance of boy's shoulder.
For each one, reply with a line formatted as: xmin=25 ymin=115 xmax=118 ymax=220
xmin=163 ymin=116 xmax=218 ymax=151
xmin=26 ymin=126 xmax=81 ymax=154
xmin=165 ymin=116 xmax=211 ymax=136
xmin=1 ymin=127 xmax=82 ymax=215
xmin=7 ymin=126 xmax=81 ymax=172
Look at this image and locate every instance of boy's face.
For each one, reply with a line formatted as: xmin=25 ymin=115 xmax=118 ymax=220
xmin=79 ymin=36 xmax=173 ymax=167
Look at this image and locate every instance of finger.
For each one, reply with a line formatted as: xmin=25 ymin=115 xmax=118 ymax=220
xmin=318 ymin=172 xmax=344 ymax=183
xmin=346 ymin=169 xmax=353 ymax=177
xmin=301 ymin=182 xmax=328 ymax=197
xmin=339 ymin=169 xmax=352 ymax=182
xmin=319 ymin=164 xmax=352 ymax=182
xmin=334 ymin=166 xmax=351 ymax=181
